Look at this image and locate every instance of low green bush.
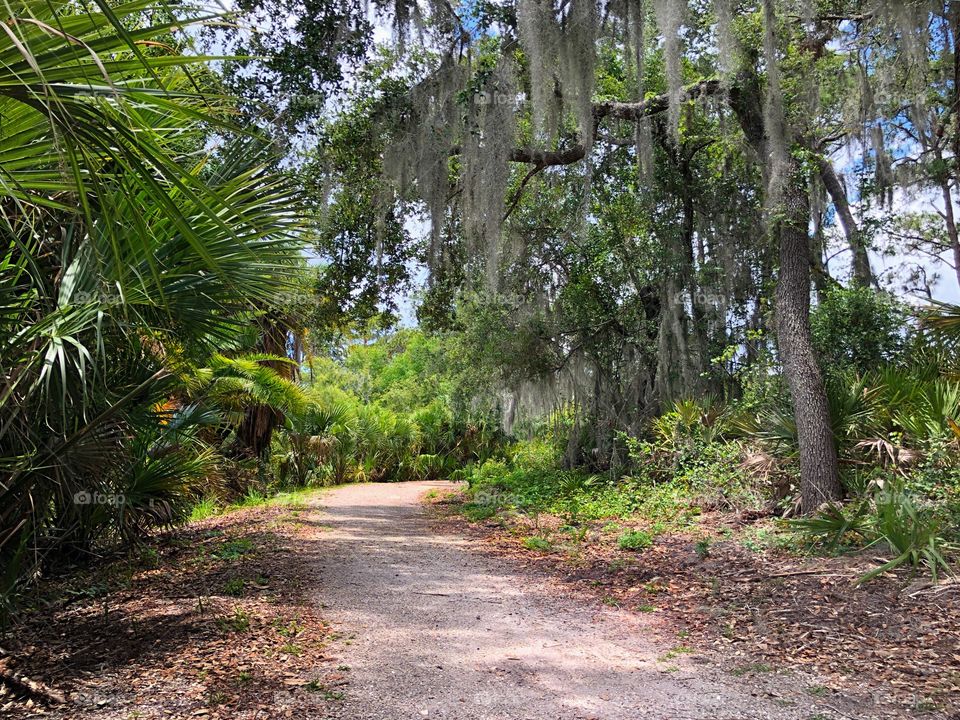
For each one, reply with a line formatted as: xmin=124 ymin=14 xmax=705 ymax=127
xmin=791 ymin=486 xmax=955 ymax=583
xmin=461 ymin=409 xmax=768 ymax=529
xmin=617 ymin=530 xmax=653 ymax=551
xmin=522 ymin=536 xmax=552 ymax=551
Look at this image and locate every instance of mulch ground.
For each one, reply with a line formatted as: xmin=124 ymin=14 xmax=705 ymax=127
xmin=428 ymin=490 xmax=960 ymax=720
xmin=1 ymin=498 xmax=347 ymax=719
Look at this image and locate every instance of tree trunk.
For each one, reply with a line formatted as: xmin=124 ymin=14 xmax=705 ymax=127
xmin=729 ymin=68 xmax=843 ymax=511
xmin=810 ymin=202 xmax=830 ymax=300
xmin=946 ymin=3 xmax=960 ymax=290
xmin=777 ymin=171 xmax=844 ymax=511
xmin=235 ymin=310 xmax=293 ymax=460
xmin=939 ymin=178 xmax=960 ymax=289
xmin=819 ymin=159 xmax=873 ymax=287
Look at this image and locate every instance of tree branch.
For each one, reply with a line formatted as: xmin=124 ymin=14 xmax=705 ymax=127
xmin=593 ymin=79 xmax=722 ymax=122
xmin=819 ymin=157 xmax=873 ymax=286
xmin=491 ymin=79 xmax=725 ymax=169
xmin=503 ymin=163 xmax=546 ymax=221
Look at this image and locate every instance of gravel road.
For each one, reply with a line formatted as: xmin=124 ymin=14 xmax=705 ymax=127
xmin=312 ymin=481 xmax=838 ymax=720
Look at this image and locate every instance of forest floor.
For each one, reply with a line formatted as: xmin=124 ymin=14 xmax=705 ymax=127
xmin=2 ymin=480 xmax=957 ymax=719
xmin=1 ymin=491 xmax=345 ymax=719
xmin=428 ymin=485 xmax=960 ymax=720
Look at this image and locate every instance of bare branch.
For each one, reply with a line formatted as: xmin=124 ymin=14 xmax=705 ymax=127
xmin=503 ymin=163 xmax=546 ymax=221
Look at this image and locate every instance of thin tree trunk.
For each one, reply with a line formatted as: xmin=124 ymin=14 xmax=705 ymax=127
xmin=819 ymin=159 xmax=873 ymax=287
xmin=811 ymin=200 xmax=829 ymax=300
xmin=939 ymin=179 xmax=960 ymax=289
xmin=948 ymin=4 xmax=960 ymax=289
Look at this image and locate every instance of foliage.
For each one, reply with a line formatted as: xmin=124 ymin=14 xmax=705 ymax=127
xmin=0 ymin=0 xmax=304 ymax=618
xmin=810 ymin=287 xmax=909 ymax=375
xmin=269 ymin=330 xmax=503 ymax=488
xmin=617 ymin=530 xmax=653 ymax=551
xmin=791 ymin=488 xmax=955 ymax=585
xmin=458 ymin=385 xmax=958 ymax=584
xmin=8 ymin=0 xmax=960 ymax=625
xmin=463 ymin=412 xmax=764 ymax=529
xmin=522 ymin=536 xmax=552 ymax=552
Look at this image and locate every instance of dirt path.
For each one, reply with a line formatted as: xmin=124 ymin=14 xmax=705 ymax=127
xmin=311 ymin=481 xmax=838 ymax=720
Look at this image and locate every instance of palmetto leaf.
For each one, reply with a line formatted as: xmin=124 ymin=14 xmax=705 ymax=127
xmin=0 ymin=0 xmax=305 ymax=609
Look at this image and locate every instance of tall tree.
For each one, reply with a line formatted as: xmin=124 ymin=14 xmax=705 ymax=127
xmin=284 ymin=0 xmax=952 ymax=509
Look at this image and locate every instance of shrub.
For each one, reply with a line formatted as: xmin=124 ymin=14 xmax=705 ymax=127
xmin=508 ymin=438 xmax=561 ymax=470
xmin=463 ymin=502 xmax=498 ymax=522
xmin=617 ymin=530 xmax=653 ymax=551
xmin=791 ymin=487 xmax=955 ymax=584
xmin=811 ymin=286 xmax=908 ymax=374
xmin=861 ymin=490 xmax=953 ymax=584
xmin=522 ymin=536 xmax=552 ymax=551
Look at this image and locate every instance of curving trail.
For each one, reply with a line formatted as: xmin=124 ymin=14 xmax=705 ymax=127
xmin=311 ymin=481 xmax=834 ymax=720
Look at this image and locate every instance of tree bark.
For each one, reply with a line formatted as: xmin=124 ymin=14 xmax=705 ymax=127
xmin=728 ymin=68 xmax=843 ymax=511
xmin=819 ymin=159 xmax=873 ymax=287
xmin=775 ymin=170 xmax=844 ymax=511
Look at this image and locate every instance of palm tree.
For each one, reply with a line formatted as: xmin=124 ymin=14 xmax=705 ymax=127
xmin=0 ymin=0 xmax=304 ymax=614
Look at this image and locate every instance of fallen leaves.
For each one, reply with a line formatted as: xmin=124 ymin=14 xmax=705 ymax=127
xmin=1 ymin=500 xmax=345 ymax=719
xmin=432 ymin=498 xmax=960 ymax=718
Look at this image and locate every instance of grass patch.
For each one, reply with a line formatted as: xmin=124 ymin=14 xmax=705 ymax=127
xmin=732 ymin=662 xmax=774 ymax=676
xmin=189 ymin=497 xmax=221 ymax=522
xmin=522 ymin=536 xmax=552 ymax=551
xmin=463 ymin=502 xmax=497 ymax=522
xmin=189 ymin=487 xmax=323 ymax=525
xmin=217 ymin=606 xmax=251 ymax=633
xmin=694 ymin=538 xmax=711 ymax=558
xmin=658 ymin=645 xmax=693 ymax=662
xmin=215 ymin=538 xmax=255 ymax=560
xmin=223 ymin=577 xmax=245 ymax=596
xmin=618 ymin=530 xmax=653 ymax=551
xmin=274 ymin=617 xmax=305 ymax=638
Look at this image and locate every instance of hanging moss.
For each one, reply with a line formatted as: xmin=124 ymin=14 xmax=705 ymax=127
xmin=760 ymin=0 xmax=790 ymax=201
xmin=627 ymin=0 xmax=654 ymax=179
xmin=560 ymin=0 xmax=598 ymax=147
xmin=652 ymin=0 xmax=685 ymax=142
xmin=713 ymin=0 xmax=736 ymax=80
xmin=461 ymin=57 xmax=519 ymax=289
xmin=382 ymin=58 xmax=468 ymax=269
xmin=517 ymin=0 xmax=562 ymax=141
xmin=366 ymin=0 xmax=940 ymax=452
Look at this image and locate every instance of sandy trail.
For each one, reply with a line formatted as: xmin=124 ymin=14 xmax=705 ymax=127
xmin=311 ymin=481 xmax=832 ymax=720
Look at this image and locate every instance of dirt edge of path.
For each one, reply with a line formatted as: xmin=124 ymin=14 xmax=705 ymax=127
xmin=2 ymin=492 xmax=345 ymax=719
xmin=424 ymin=485 xmax=958 ymax=720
